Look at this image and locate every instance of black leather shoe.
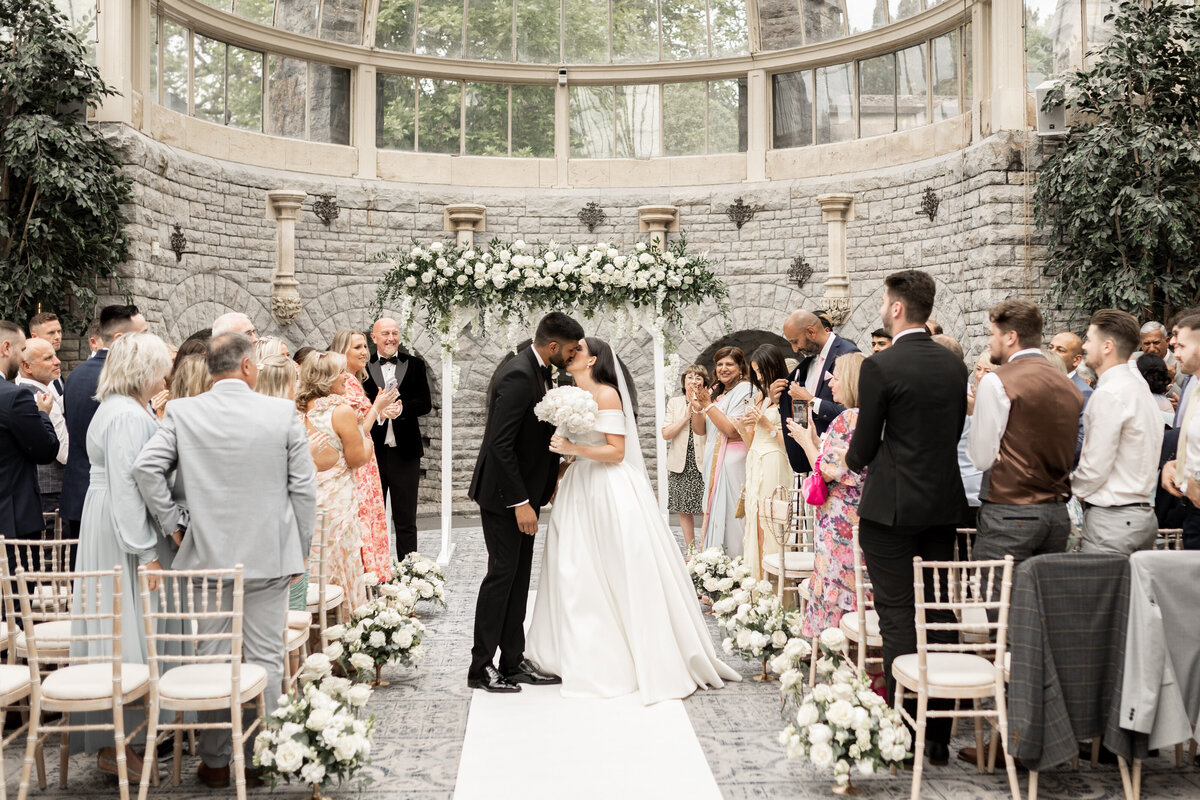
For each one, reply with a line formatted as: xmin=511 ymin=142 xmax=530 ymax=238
xmin=467 ymin=665 xmax=521 ymax=693
xmin=927 ymin=742 xmax=950 ymax=766
xmin=502 ymin=658 xmax=562 ymax=685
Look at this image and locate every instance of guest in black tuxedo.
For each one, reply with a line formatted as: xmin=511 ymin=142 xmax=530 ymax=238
xmin=0 ymin=321 xmax=60 ymax=575
xmin=845 ymin=270 xmax=968 ymax=767
xmin=773 ymin=310 xmax=861 ymax=474
xmin=362 ymin=317 xmax=433 ymax=558
xmin=60 ymin=305 xmax=146 ymax=541
xmin=467 ymin=312 xmax=584 ymax=693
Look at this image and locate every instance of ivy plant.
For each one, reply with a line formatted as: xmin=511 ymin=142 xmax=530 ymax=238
xmin=0 ymin=0 xmax=131 ymax=330
xmin=1034 ymin=0 xmax=1200 ymax=323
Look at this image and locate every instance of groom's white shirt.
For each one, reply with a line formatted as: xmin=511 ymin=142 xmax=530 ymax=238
xmin=507 ymin=346 xmax=549 ymax=510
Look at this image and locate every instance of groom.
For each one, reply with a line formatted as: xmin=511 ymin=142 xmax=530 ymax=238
xmin=467 ymin=312 xmax=585 ymax=692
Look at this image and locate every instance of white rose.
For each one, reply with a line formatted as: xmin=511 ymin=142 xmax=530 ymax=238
xmin=832 ymin=683 xmax=855 ymax=702
xmin=321 ymin=676 xmax=351 ymax=697
xmin=812 ymin=684 xmax=834 ymax=704
xmin=393 ymin=629 xmax=414 ymax=649
xmin=784 ymin=637 xmax=812 ymax=659
xmin=722 ymin=638 xmax=734 ymax=655
xmin=279 ymin=721 xmax=303 ymax=740
xmin=820 ymin=628 xmax=847 ymax=651
xmin=333 ymin=736 xmax=360 ymax=762
xmin=809 ymin=742 xmax=835 ymax=768
xmin=273 ymin=739 xmax=305 ymax=773
xmin=430 ymin=241 xmax=443 ymax=252
xmin=851 ymin=707 xmax=871 ymax=729
xmin=306 ymin=707 xmax=334 ymax=731
xmin=807 ymin=722 xmax=832 ymax=745
xmin=749 ymin=632 xmax=768 ymax=650
xmin=302 ymin=653 xmax=332 ymax=678
xmin=369 ymin=631 xmax=386 ymax=648
xmin=418 ymin=583 xmax=434 ymax=598
xmin=771 ymin=630 xmax=788 ymax=648
xmin=300 ymin=760 xmax=326 ymax=784
xmin=857 ymin=759 xmax=876 ymax=776
xmin=826 ymin=700 xmax=856 ymax=729
xmin=346 ymin=683 xmax=372 ymax=707
xmin=795 ymin=702 xmax=820 ymax=727
xmin=324 ymin=624 xmax=346 ymax=640
xmin=349 ymin=653 xmax=375 ymax=673
xmin=735 ymin=629 xmax=752 ymax=649
xmin=324 ymin=641 xmax=344 ymax=661
xmin=703 ymin=577 xmax=720 ymax=591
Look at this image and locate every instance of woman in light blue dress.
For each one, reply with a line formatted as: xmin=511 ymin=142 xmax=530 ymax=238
xmin=695 ymin=346 xmax=753 ymax=554
xmin=70 ymin=332 xmax=173 ymax=771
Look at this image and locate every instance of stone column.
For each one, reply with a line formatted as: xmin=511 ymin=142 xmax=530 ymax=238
xmin=266 ymin=189 xmax=307 ymax=326
xmin=95 ymin=0 xmax=137 ymax=123
xmin=444 ymin=204 xmax=487 ymax=247
xmin=817 ymin=193 xmax=854 ymax=325
xmin=988 ymin=0 xmax=1027 ymax=133
xmin=637 ymin=205 xmax=679 ymax=250
xmin=745 ymin=69 xmax=769 ymax=183
xmin=354 ymin=65 xmax=378 ymax=180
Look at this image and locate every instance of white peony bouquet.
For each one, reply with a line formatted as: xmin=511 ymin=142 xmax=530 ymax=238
xmin=719 ymin=583 xmax=804 ymax=680
xmin=324 ymin=593 xmax=426 ymax=684
xmin=777 ymin=629 xmax=912 ymax=789
xmin=385 ymin=553 xmax=447 ymax=608
xmin=686 ymin=547 xmax=752 ymax=605
xmin=254 ymin=653 xmax=375 ymax=791
xmin=534 ymin=385 xmax=598 ymax=437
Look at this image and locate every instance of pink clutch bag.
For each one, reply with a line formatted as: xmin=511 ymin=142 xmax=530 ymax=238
xmin=802 ymin=472 xmax=829 ymax=506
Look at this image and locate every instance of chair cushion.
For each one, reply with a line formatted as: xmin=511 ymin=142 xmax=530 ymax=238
xmin=892 ymin=652 xmax=999 ymax=690
xmin=286 ymin=610 xmax=312 ymax=630
xmin=41 ymin=663 xmax=150 ymax=701
xmin=157 ymin=663 xmax=268 ymax=702
xmin=306 ymin=583 xmax=344 ymax=610
xmin=0 ymin=664 xmax=31 ymax=699
xmin=15 ymin=620 xmax=72 ymax=653
xmin=285 ymin=626 xmax=307 ymax=652
xmin=762 ymin=552 xmax=815 ymax=576
xmin=840 ymin=609 xmax=882 ymax=644
xmin=797 ymin=577 xmax=813 ymax=601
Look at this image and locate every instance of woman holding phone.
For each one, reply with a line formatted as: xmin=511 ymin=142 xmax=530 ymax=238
xmin=692 ymin=347 xmax=752 ymax=554
xmin=662 ymin=365 xmax=709 ymax=549
xmin=740 ymin=345 xmax=791 ymax=579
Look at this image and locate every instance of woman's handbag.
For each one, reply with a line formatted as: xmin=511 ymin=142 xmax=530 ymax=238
xmin=735 ymin=487 xmax=746 ymax=519
xmin=802 ymin=472 xmax=829 ymax=506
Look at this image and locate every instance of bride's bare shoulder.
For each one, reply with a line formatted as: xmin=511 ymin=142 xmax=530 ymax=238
xmin=593 ymin=384 xmax=622 ymax=411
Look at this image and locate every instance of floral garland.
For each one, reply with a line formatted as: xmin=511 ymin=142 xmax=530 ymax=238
xmin=374 ymin=235 xmax=730 ymax=361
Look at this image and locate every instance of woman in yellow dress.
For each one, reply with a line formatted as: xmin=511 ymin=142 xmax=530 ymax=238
xmin=740 ymin=345 xmax=793 ymax=579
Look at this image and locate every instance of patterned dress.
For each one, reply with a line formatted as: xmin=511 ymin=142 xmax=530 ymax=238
xmin=803 ymin=408 xmax=869 ymax=638
xmin=341 ymin=374 xmax=393 ymax=582
xmin=305 ymin=395 xmax=369 ymax=610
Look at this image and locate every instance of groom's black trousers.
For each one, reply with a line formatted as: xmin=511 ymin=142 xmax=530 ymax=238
xmin=470 ymin=505 xmax=538 ymax=677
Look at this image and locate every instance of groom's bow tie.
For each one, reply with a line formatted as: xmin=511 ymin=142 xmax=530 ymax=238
xmin=378 ymin=355 xmax=405 ymax=365
xmin=539 ymin=365 xmax=553 ymax=383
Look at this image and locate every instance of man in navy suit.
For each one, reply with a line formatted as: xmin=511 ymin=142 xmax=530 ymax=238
xmin=60 ymin=305 xmax=146 ymax=540
xmin=0 ymin=321 xmax=60 ymax=575
xmin=773 ymin=309 xmax=861 ymax=474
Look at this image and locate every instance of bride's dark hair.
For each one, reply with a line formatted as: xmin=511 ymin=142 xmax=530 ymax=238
xmin=584 ymin=337 xmax=621 ymax=393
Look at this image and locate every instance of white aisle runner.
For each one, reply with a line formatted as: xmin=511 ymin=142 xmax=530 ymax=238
xmin=453 ymin=595 xmax=724 ymax=799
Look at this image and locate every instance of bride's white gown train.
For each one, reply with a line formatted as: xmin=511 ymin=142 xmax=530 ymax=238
xmin=526 ymin=408 xmax=740 ymax=705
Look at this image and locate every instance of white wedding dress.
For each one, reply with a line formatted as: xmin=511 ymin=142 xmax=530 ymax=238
xmin=525 ymin=372 xmax=740 ymax=705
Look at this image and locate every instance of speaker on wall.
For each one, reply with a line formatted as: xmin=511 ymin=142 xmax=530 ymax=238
xmin=1035 ymin=79 xmax=1067 ymax=136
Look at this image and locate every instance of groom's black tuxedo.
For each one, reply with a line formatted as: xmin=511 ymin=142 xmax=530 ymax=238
xmin=469 ymin=347 xmax=561 ymax=679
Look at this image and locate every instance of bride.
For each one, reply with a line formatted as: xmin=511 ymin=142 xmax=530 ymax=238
xmin=525 ymin=337 xmax=740 ymax=705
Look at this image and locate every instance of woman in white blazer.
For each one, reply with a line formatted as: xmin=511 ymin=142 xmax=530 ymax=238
xmin=661 ymin=365 xmax=708 ymax=548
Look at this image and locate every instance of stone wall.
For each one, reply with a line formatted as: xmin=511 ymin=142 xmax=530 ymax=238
xmin=90 ymin=122 xmax=1051 ymax=515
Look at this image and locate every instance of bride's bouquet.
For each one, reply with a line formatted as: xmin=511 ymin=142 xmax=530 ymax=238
xmin=534 ymin=385 xmax=598 ymax=437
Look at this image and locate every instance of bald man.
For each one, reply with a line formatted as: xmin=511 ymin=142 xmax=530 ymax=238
xmin=363 ymin=317 xmax=432 ymax=557
xmin=15 ymin=338 xmax=68 ymax=521
xmin=774 ymin=310 xmax=860 ymax=474
xmin=1048 ymin=331 xmax=1092 ymax=464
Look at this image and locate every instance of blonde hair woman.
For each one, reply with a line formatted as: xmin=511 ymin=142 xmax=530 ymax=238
xmin=786 ymin=352 xmax=869 ymax=639
xmin=255 ymin=336 xmax=289 ymax=362
xmin=297 ymin=352 xmax=373 ymax=609
xmin=74 ymin=332 xmax=173 ymax=775
xmin=255 ymin=354 xmax=297 ymax=400
xmin=661 ymin=365 xmax=709 ymax=548
xmin=327 ymin=329 xmax=398 ymax=582
xmin=168 ymin=353 xmax=211 ymax=400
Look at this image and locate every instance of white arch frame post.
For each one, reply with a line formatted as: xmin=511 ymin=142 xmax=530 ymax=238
xmin=437 ymin=204 xmax=487 ymax=565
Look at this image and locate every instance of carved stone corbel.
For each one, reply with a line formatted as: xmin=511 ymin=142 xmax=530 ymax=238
xmin=817 ymin=193 xmax=854 ymax=325
xmin=266 ymin=189 xmax=307 ymax=326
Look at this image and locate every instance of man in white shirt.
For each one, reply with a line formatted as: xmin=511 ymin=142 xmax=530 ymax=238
xmin=968 ymin=300 xmax=1082 ymax=566
xmin=1073 ymin=309 xmax=1164 ymax=555
xmin=1163 ymin=313 xmax=1200 ymax=549
xmin=14 ymin=338 xmax=68 ymax=516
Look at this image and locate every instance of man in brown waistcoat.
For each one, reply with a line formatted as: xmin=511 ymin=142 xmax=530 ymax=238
xmin=967 ymin=299 xmax=1084 ymax=564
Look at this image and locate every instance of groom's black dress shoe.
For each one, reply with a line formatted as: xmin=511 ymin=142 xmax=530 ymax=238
xmin=926 ymin=742 xmax=950 ymax=766
xmin=502 ymin=659 xmax=562 ymax=685
xmin=467 ymin=665 xmax=521 ymax=693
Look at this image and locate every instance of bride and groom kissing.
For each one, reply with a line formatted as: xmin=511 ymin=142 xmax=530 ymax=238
xmin=467 ymin=312 xmax=739 ymax=704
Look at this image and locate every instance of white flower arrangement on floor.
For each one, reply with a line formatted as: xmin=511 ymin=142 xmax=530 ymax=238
xmin=324 ymin=595 xmax=426 ymax=683
xmin=777 ymin=630 xmax=912 ymax=790
xmin=718 ymin=582 xmax=804 ymax=680
xmin=388 ymin=552 xmax=447 ymax=608
xmin=254 ymin=653 xmax=375 ymax=791
xmin=534 ymin=386 xmax=599 ymax=437
xmin=686 ymin=547 xmax=753 ymax=605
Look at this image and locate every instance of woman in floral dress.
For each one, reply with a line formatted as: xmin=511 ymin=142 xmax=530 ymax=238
xmin=297 ymin=352 xmax=371 ymax=609
xmin=329 ymin=329 xmax=399 ymax=583
xmin=787 ymin=352 xmax=869 ymax=638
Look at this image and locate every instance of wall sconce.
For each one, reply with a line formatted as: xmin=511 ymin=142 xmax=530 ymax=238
xmin=916 ymin=187 xmax=940 ymax=222
xmin=312 ymin=194 xmax=340 ymax=225
xmin=725 ymin=197 xmax=758 ymax=230
xmin=578 ymin=201 xmax=605 ymax=232
xmin=788 ymin=255 xmax=813 ymax=290
xmin=168 ymin=224 xmax=194 ymax=262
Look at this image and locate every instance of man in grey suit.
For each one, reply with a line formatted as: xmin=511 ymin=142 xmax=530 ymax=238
xmin=133 ymin=332 xmax=316 ymax=788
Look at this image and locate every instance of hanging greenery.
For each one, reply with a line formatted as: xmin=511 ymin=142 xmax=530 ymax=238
xmin=374 ymin=235 xmax=730 ymax=355
xmin=0 ymin=0 xmax=132 ymax=330
xmin=1034 ymin=0 xmax=1200 ymax=323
